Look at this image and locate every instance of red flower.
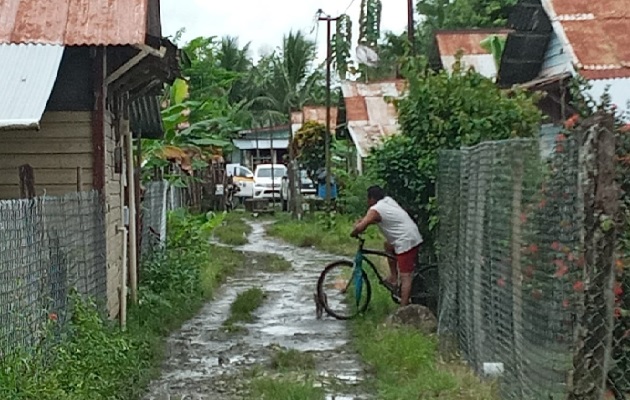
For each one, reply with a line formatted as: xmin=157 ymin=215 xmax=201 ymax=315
xmin=556 ymin=133 xmax=567 ymax=142
xmin=497 ymin=277 xmax=506 ymax=288
xmin=564 ymin=114 xmax=579 ymax=129
xmin=613 ymin=282 xmax=623 ymax=297
xmin=551 ymin=241 xmax=561 ymax=251
xmin=553 ymin=259 xmax=568 ymax=278
xmin=48 ymin=313 xmax=58 ymax=322
xmin=562 ymin=299 xmax=570 ymax=309
xmin=573 ymin=281 xmax=585 ymax=292
xmin=614 ymin=307 xmax=622 ymax=319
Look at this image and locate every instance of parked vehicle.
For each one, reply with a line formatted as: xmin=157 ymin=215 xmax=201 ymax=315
xmin=253 ymin=164 xmax=287 ymax=199
xmin=280 ymin=169 xmax=317 ymax=211
xmin=226 ymin=163 xmax=254 ymax=199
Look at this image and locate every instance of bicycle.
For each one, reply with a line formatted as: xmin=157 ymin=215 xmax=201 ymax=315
xmin=316 ymin=235 xmax=439 ymax=320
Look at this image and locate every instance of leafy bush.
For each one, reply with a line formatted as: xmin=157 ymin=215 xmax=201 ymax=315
xmin=369 ymin=57 xmax=542 ymax=252
xmin=334 ymin=168 xmax=384 ymax=218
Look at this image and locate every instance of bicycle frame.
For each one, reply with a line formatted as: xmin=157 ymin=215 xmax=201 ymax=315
xmin=353 ymin=237 xmax=395 ymax=291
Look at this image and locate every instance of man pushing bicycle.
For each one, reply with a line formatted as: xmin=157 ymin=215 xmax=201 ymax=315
xmin=350 ymin=186 xmax=423 ymax=306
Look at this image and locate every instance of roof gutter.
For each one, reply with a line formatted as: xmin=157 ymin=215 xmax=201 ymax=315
xmin=104 ymin=44 xmax=166 ymax=86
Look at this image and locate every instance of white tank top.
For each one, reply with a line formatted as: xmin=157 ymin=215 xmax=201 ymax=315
xmin=370 ymin=196 xmax=423 ymax=254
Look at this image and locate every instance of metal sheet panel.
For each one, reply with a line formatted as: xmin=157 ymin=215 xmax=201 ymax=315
xmin=0 ymin=44 xmax=64 ymax=129
xmin=0 ymin=0 xmax=148 ymax=45
xmin=130 ymin=96 xmax=163 ymax=139
xmin=232 ymin=139 xmax=289 ymax=150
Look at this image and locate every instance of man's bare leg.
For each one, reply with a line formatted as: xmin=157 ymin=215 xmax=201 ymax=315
xmin=400 ymin=272 xmax=413 ymax=306
xmin=384 ymin=242 xmax=397 ymax=285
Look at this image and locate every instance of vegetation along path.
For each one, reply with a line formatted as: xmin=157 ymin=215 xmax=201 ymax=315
xmin=143 ymin=220 xmax=371 ymax=399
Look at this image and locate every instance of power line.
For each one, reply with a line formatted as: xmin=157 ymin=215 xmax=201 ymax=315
xmin=342 ymin=0 xmax=357 ymax=15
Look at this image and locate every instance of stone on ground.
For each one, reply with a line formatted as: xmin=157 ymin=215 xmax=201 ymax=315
xmin=386 ymin=304 xmax=437 ymax=334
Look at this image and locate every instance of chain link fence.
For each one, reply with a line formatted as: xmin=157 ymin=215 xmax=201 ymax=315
xmin=437 ymin=126 xmax=627 ymax=398
xmin=0 ymin=191 xmax=107 ymax=356
xmin=140 ymin=180 xmax=184 ymax=256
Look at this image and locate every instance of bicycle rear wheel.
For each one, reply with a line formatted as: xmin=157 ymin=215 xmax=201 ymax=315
xmin=317 ymin=260 xmax=371 ymax=320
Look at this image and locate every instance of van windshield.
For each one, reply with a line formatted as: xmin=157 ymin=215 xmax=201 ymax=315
xmin=257 ymin=167 xmax=285 ymax=178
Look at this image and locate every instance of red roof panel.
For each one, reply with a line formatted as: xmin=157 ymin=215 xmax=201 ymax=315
xmin=435 ymin=30 xmax=510 ymax=56
xmin=0 ymin=0 xmax=148 ymax=45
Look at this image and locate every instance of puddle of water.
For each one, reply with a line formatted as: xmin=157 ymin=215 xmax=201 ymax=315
xmin=143 ymin=220 xmax=371 ymax=399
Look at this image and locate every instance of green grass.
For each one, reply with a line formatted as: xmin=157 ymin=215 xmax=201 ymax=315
xmin=267 ymin=213 xmax=382 ymax=256
xmin=267 ymin=213 xmax=497 ymax=400
xmin=248 ymin=378 xmax=324 ymax=400
xmin=270 ymin=348 xmax=316 ymax=371
xmin=213 ymin=211 xmax=252 ymax=245
xmin=253 ymin=253 xmax=292 ymax=272
xmin=224 ymin=287 xmax=266 ymax=327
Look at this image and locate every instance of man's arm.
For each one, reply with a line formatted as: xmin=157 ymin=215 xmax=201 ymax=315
xmin=351 ymin=209 xmax=381 ymax=237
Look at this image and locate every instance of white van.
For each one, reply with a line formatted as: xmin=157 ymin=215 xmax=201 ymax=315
xmin=253 ymin=164 xmax=287 ymax=199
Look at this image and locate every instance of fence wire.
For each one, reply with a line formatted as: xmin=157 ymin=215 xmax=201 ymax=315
xmin=437 ymin=137 xmax=609 ymax=399
xmin=141 ymin=180 xmax=184 ymax=257
xmin=0 ymin=191 xmax=106 ymax=356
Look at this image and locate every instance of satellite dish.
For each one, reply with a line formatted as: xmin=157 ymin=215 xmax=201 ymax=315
xmin=356 ymin=44 xmax=379 ymax=67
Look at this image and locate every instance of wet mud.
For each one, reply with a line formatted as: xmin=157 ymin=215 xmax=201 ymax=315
xmin=143 ymin=220 xmax=371 ymax=400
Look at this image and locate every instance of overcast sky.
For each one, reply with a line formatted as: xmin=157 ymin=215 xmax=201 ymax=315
xmin=161 ymin=0 xmax=409 ymax=62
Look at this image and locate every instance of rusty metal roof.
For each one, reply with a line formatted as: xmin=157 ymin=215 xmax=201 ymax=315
xmin=341 ymin=80 xmax=406 ymax=157
xmin=542 ymin=0 xmax=630 ymax=79
xmin=0 ymin=44 xmax=64 ymax=129
xmin=0 ymin=0 xmax=149 ymax=45
xmin=290 ymin=106 xmax=338 ymax=135
xmin=435 ymin=30 xmax=510 ymax=79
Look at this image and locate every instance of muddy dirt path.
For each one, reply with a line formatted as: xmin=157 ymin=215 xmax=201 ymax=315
xmin=143 ymin=221 xmax=371 ymax=400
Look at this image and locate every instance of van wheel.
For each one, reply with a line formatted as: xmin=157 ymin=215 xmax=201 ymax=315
xmin=281 ymin=199 xmax=288 ymax=212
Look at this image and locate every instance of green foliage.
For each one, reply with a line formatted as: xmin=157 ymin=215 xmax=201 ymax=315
xmin=417 ymin=0 xmax=517 ymax=29
xmin=333 ymin=15 xmax=353 ymax=80
xmin=291 ymin=121 xmax=327 ymax=181
xmin=213 ymin=212 xmax=252 ymax=246
xmin=335 ymin=169 xmax=384 ymax=218
xmin=270 ymin=348 xmax=316 ymax=371
xmin=359 ymin=0 xmax=382 ymax=47
xmin=223 ymin=287 xmax=266 ymax=327
xmin=248 ymin=378 xmax=324 ymax=400
xmin=369 ymin=57 xmax=541 ymax=252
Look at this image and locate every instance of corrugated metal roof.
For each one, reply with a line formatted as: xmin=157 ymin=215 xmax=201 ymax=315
xmin=341 ymin=80 xmax=406 ymax=157
xmin=130 ymin=96 xmax=163 ymax=139
xmin=0 ymin=0 xmax=148 ymax=45
xmin=541 ymin=0 xmax=630 ymax=79
xmin=435 ymin=30 xmax=510 ymax=79
xmin=0 ymin=44 xmax=64 ymax=129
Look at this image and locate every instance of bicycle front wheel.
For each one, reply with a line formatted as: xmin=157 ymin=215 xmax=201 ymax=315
xmin=317 ymin=260 xmax=372 ymax=320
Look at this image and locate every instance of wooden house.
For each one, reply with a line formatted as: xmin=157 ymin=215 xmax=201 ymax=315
xmin=0 ymin=0 xmax=180 ymax=318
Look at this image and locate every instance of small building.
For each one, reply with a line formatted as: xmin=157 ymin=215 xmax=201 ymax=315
xmin=0 ymin=0 xmax=180 ymax=318
xmin=341 ymin=80 xmax=407 ymax=173
xmin=498 ymin=0 xmax=630 ymax=122
xmin=435 ymin=29 xmax=511 ymax=80
xmin=231 ymin=125 xmax=291 ymax=170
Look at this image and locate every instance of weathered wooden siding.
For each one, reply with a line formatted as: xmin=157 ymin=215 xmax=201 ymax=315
xmin=540 ymin=31 xmax=571 ymax=78
xmin=103 ymin=111 xmax=124 ymax=318
xmin=0 ymin=112 xmax=93 ymax=199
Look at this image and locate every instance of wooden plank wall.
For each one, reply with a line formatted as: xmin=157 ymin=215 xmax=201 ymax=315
xmin=0 ymin=112 xmax=93 ymax=199
xmin=104 ymin=111 xmax=124 ymax=318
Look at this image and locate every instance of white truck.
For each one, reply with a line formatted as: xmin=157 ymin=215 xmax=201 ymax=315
xmin=253 ymin=164 xmax=286 ymax=199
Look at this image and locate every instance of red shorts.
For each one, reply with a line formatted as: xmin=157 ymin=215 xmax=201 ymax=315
xmin=396 ymin=245 xmax=420 ymax=274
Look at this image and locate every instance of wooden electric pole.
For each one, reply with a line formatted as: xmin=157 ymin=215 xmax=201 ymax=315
xmin=408 ymin=0 xmax=415 ymax=54
xmin=318 ymin=11 xmax=339 ymax=205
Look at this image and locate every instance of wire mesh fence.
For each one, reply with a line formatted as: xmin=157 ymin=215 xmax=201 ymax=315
xmin=140 ymin=180 xmax=184 ymax=257
xmin=0 ymin=191 xmax=106 ymax=356
xmin=437 ymin=126 xmax=627 ymax=398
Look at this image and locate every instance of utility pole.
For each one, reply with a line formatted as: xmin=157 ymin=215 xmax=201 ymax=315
xmin=407 ymin=0 xmax=415 ymax=54
xmin=318 ymin=11 xmax=339 ymax=205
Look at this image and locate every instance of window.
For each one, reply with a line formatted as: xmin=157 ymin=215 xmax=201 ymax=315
xmin=257 ymin=167 xmax=286 ymax=178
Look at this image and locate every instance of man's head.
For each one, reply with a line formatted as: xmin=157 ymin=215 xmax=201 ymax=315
xmin=367 ymin=185 xmax=385 ymax=207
